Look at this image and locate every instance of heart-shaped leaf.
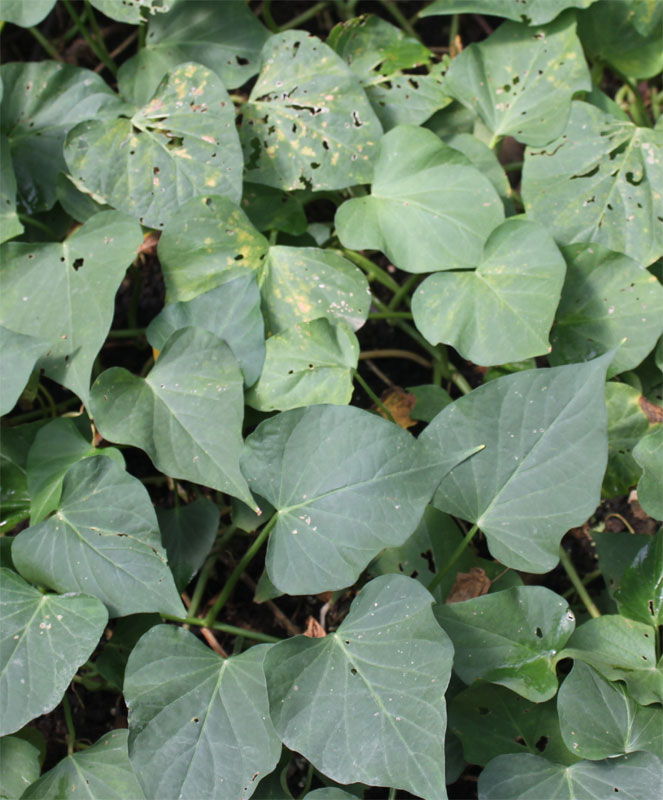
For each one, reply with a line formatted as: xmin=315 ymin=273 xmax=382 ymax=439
xmin=436 ymin=586 xmax=575 ymax=702
xmin=246 ymin=319 xmax=359 ymax=411
xmin=90 ymin=327 xmax=254 ymax=508
xmin=242 ymin=31 xmax=383 ymax=191
xmin=124 ymin=626 xmax=280 ymax=800
xmin=420 ymin=355 xmax=612 ymax=573
xmin=558 ymin=662 xmax=663 ymax=760
xmin=420 ymin=0 xmax=596 ymax=26
xmin=146 ymin=272 xmax=265 ymax=387
xmin=443 ymin=11 xmax=590 ymax=146
xmin=0 ymin=327 xmax=48 ymax=416
xmin=240 ymin=404 xmax=480 ymax=594
xmin=0 ymin=0 xmax=56 ymax=27
xmin=633 ymin=428 xmax=663 ymax=520
xmin=522 ymin=101 xmax=663 ymax=267
xmin=12 ymin=457 xmax=184 ymax=618
xmin=335 ymin=125 xmax=503 ymax=273
xmin=264 ymin=575 xmax=453 ymax=800
xmin=614 ymin=529 xmax=663 ymax=627
xmin=0 ymin=735 xmax=40 ymax=799
xmin=65 ymin=63 xmax=242 ymax=230
xmin=0 ymin=568 xmax=107 ymax=735
xmin=21 ymin=729 xmax=145 ymax=799
xmin=412 ymin=218 xmax=566 ymax=365
xmin=0 ymin=211 xmax=143 ymax=405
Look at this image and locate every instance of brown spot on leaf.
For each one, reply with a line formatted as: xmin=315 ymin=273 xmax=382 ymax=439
xmin=639 ymin=396 xmax=663 ymax=424
xmin=446 ymin=567 xmax=491 ymax=603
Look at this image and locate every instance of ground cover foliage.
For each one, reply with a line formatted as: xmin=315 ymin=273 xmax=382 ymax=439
xmin=0 ymin=0 xmax=662 ymax=797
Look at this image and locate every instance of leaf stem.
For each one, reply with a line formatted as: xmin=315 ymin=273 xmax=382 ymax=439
xmin=281 ymin=1 xmax=329 ymax=31
xmin=388 ymin=273 xmax=419 ymax=310
xmin=62 ymin=694 xmax=76 ymax=755
xmin=0 ymin=509 xmax=30 ymax=535
xmin=428 ymin=524 xmax=479 ymax=593
xmin=262 ymin=0 xmax=279 ymax=33
xmin=7 ymin=397 xmax=80 ymax=425
xmin=378 ymin=0 xmax=421 ymax=42
xmin=28 ymin=26 xmax=62 ymax=60
xmin=186 ymin=556 xmax=217 ymax=620
xmin=613 ymin=70 xmax=652 ymax=127
xmin=558 ymin=546 xmax=601 ymax=619
xmin=160 ymin=614 xmax=281 ymax=644
xmin=18 ymin=213 xmax=59 ymax=239
xmin=204 ymin=515 xmax=279 ymax=625
xmin=353 ymin=369 xmax=396 ymax=423
xmin=561 ymin=568 xmax=602 ymax=598
xmin=62 ymin=0 xmax=117 ymax=76
xmin=341 ymin=249 xmax=401 ymax=293
xmin=360 ymin=349 xmax=432 ymax=369
xmin=106 ymin=328 xmax=146 ymax=339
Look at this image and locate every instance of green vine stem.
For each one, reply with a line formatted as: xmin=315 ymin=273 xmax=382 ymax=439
xmin=341 ymin=249 xmax=401 ymax=293
xmin=62 ymin=0 xmax=117 ymax=76
xmin=27 ymin=26 xmax=62 ymax=60
xmin=428 ymin=523 xmax=479 ymax=593
xmin=368 ymin=310 xmax=414 ymax=320
xmin=160 ymin=614 xmax=280 ymax=644
xmin=62 ymin=694 xmax=76 ymax=755
xmin=378 ymin=0 xmax=421 ymax=42
xmin=558 ymin=546 xmax=602 ymax=619
xmin=388 ymin=273 xmax=419 ymax=310
xmin=353 ymin=369 xmax=396 ymax=423
xmin=281 ymin=1 xmax=329 ymax=31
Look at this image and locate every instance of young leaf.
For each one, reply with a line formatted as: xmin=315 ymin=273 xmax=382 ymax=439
xmin=412 ymin=218 xmax=566 ymax=365
xmin=478 ymin=752 xmax=662 ymax=800
xmin=146 ymin=272 xmax=266 ymax=387
xmin=550 ymin=243 xmax=663 ymax=377
xmin=613 ymin=529 xmax=663 ymax=627
xmin=0 ymin=734 xmax=41 ymax=799
xmin=633 ymin=428 xmax=663 ymax=520
xmin=335 ymin=125 xmax=503 ymax=273
xmin=436 ymin=586 xmax=575 ymax=702
xmin=442 ymin=11 xmax=590 ymax=146
xmin=12 ymin=457 xmax=184 ymax=618
xmin=0 ymin=211 xmax=143 ymax=406
xmin=449 ymin=682 xmax=575 ymax=766
xmin=21 ymin=729 xmax=145 ymax=799
xmin=264 ymin=575 xmax=453 ymax=800
xmin=558 ymin=662 xmax=663 ymax=760
xmin=124 ymin=626 xmax=280 ymax=800
xmin=65 ymin=63 xmax=242 ymax=230
xmin=240 ymin=404 xmax=480 ymax=594
xmin=0 ymin=327 xmax=48 ymax=416
xmin=420 ymin=0 xmax=596 ymax=26
xmin=90 ymin=327 xmax=255 ymax=509
xmin=0 ymin=568 xmax=107 ymax=736
xmin=522 ymin=101 xmax=663 ymax=267
xmin=242 ymin=31 xmax=383 ymax=191
xmin=246 ymin=319 xmax=359 ymax=411
xmin=420 ymin=355 xmax=612 ymax=573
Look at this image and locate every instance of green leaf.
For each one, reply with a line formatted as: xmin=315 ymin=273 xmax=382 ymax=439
xmin=449 ymin=682 xmax=575 ymax=766
xmin=550 ymin=244 xmax=663 ymax=377
xmin=335 ymin=125 xmax=503 ymax=273
xmin=0 ymin=423 xmax=44 ymax=524
xmin=412 ymin=218 xmax=566 ymax=365
xmin=158 ymin=195 xmax=370 ymax=332
xmin=240 ymin=404 xmax=480 ymax=594
xmin=0 ymin=0 xmax=56 ymax=26
xmin=0 ymin=211 xmax=143 ymax=405
xmin=0 ymin=135 xmax=23 ymax=243
xmin=558 ymin=662 xmax=663 ymax=760
xmin=21 ymin=729 xmax=145 ymax=799
xmin=12 ymin=457 xmax=184 ymax=618
xmin=614 ymin=528 xmax=663 ymax=627
xmin=603 ymin=382 xmax=655 ymax=497
xmin=304 ymin=790 xmax=358 ymax=799
xmin=442 ymin=12 xmax=590 ymax=146
xmin=0 ymin=327 xmax=47 ymax=416
xmin=26 ymin=417 xmax=124 ymax=524
xmin=55 ymin=173 xmax=109 ymax=224
xmin=0 ymin=62 xmax=121 ymax=213
xmin=562 ymin=615 xmax=663 ymax=705
xmin=420 ymin=0 xmax=596 ymax=26
xmin=0 ymin=734 xmax=40 ymax=799
xmin=522 ymin=101 xmax=663 ymax=267
xmin=246 ymin=319 xmax=359 ymax=411
xmin=65 ymin=63 xmax=242 ymax=230
xmin=633 ymin=427 xmax=663 ymax=520
xmin=436 ymin=586 xmax=575 ymax=702
xmin=420 ymin=355 xmax=612 ymax=573
xmin=242 ymin=31 xmax=383 ymax=191
xmin=124 ymin=626 xmax=280 ymax=800
xmin=90 ymin=327 xmax=254 ymax=508
xmin=94 ymin=614 xmax=161 ymax=690
xmin=146 ymin=272 xmax=266 ymax=387
xmin=443 ymin=132 xmax=511 ymax=203
xmin=367 ymin=70 xmax=451 ymax=130
xmin=593 ymin=530 xmax=652 ymax=599
xmin=0 ymin=568 xmax=107 ymax=736
xmin=264 ymin=575 xmax=453 ymax=800
xmin=156 ymin=499 xmax=220 ymax=593
xmin=577 ymin=0 xmax=663 ymax=79
xmin=242 ymin=183 xmax=308 ymax=235
xmin=478 ymin=751 xmax=662 ymax=799
xmin=89 ymin=0 xmax=172 ymax=24
xmin=125 ymin=0 xmax=270 ymax=93
xmin=409 ymin=384 xmax=452 ymax=423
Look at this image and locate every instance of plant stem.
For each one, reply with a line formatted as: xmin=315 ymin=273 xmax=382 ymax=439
xmin=28 ymin=26 xmax=62 ymax=60
xmin=359 ymin=349 xmax=432 ymax=369
xmin=297 ymin=764 xmax=315 ymax=799
xmin=160 ymin=614 xmax=280 ymax=644
xmin=562 ymin=568 xmax=602 ymax=598
xmin=38 ymin=383 xmax=57 ymax=418
xmin=504 ymin=161 xmax=524 ymax=172
xmin=353 ymin=369 xmax=396 ymax=423
xmin=368 ymin=310 xmax=414 ymax=320
xmin=379 ymin=0 xmax=421 ymax=41
xmin=448 ymin=13 xmax=460 ymax=49
xmin=388 ymin=273 xmax=419 ymax=310
xmin=613 ymin=70 xmax=652 ymax=127
xmin=0 ymin=509 xmax=30 ymax=535
xmin=106 ymin=328 xmax=146 ymax=339
xmin=62 ymin=694 xmax=76 ymax=755
xmin=7 ymin=397 xmax=80 ymax=425
xmin=281 ymin=1 xmax=329 ymax=31
xmin=18 ymin=214 xmax=59 ymax=239
xmin=204 ymin=515 xmax=279 ymax=625
xmin=262 ymin=0 xmax=279 ymax=33
xmin=558 ymin=546 xmax=601 ymax=619
xmin=341 ymin=249 xmax=401 ymax=293
xmin=187 ymin=557 xmax=217 ymax=620
xmin=428 ymin=524 xmax=479 ymax=593
xmin=62 ymin=0 xmax=117 ymax=76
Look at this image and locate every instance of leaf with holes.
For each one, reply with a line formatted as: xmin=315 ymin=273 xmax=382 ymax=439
xmin=412 ymin=218 xmax=566 ymax=365
xmin=264 ymin=575 xmax=453 ymax=800
xmin=12 ymin=457 xmax=184 ymax=618
xmin=614 ymin=528 xmax=663 ymax=628
xmin=522 ymin=101 xmax=663 ymax=267
xmin=90 ymin=327 xmax=254 ymax=508
xmin=336 ymin=125 xmax=503 ymax=273
xmin=242 ymin=31 xmax=383 ymax=191
xmin=0 ymin=211 xmax=143 ymax=405
xmin=124 ymin=626 xmax=280 ymax=800
xmin=65 ymin=63 xmax=242 ymax=230
xmin=0 ymin=568 xmax=107 ymax=736
xmin=89 ymin=0 xmax=173 ymax=25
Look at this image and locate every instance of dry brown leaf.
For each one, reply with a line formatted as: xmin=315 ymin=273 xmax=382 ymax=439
xmin=639 ymin=396 xmax=663 ymax=424
xmin=138 ymin=231 xmax=161 ymax=257
xmin=303 ymin=616 xmax=326 ymax=638
xmin=446 ymin=567 xmax=491 ymax=604
xmin=376 ymin=387 xmax=417 ymax=429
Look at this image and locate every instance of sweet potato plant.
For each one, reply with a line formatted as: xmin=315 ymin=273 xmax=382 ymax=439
xmin=1 ymin=1 xmax=662 ymax=798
